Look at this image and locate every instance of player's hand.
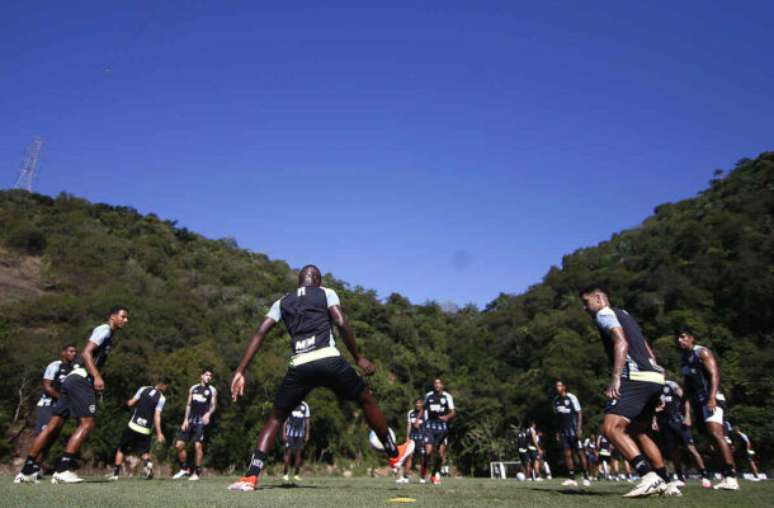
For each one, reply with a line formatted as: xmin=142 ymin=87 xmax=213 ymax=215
xmin=706 ymin=397 xmax=717 ymax=412
xmin=231 ymin=372 xmax=245 ymax=401
xmin=157 ymin=433 xmax=166 ymax=444
xmin=181 ymin=421 xmax=189 ymax=432
xmin=605 ymin=377 xmax=621 ymax=399
xmin=651 ymin=420 xmax=659 ymax=432
xmin=202 ymin=414 xmax=210 ymax=425
xmin=555 ymin=433 xmax=560 ymax=443
xmin=356 ymin=356 xmax=376 ymax=376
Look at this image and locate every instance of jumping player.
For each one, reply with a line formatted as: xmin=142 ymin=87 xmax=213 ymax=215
xmin=552 ymin=380 xmax=590 ymax=487
xmin=282 ymin=400 xmax=310 ymax=483
xmin=397 ymin=398 xmax=426 ymax=484
xmin=173 ymin=370 xmax=217 ymax=481
xmin=579 ymin=287 xmax=675 ymax=498
xmin=677 ymin=329 xmax=739 ymax=490
xmin=421 ymin=378 xmax=456 ymax=485
xmin=16 ymin=306 xmax=129 ymax=484
xmin=109 ymin=377 xmax=169 ymax=480
xmin=227 ymin=265 xmax=410 ymax=491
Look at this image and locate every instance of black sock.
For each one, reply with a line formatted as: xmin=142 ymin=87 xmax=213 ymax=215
xmin=113 ymin=464 xmax=120 ymax=476
xmin=655 ymin=467 xmax=669 ymax=482
xmin=380 ymin=431 xmax=398 ymax=458
xmin=722 ymin=464 xmax=736 ymax=478
xmin=21 ymin=456 xmax=37 ymax=475
xmin=629 ymin=455 xmax=651 ymax=478
xmin=699 ymin=468 xmax=708 ymax=479
xmin=194 ymin=466 xmax=202 ymax=476
xmin=569 ymin=470 xmax=576 ymax=479
xmin=582 ymin=470 xmax=589 ymax=480
xmin=57 ymin=453 xmax=75 ymax=473
xmin=246 ymin=449 xmax=267 ymax=477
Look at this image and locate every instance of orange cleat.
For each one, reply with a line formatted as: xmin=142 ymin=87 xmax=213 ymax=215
xmin=389 ymin=440 xmax=416 ymax=469
xmin=227 ymin=475 xmax=258 ymax=491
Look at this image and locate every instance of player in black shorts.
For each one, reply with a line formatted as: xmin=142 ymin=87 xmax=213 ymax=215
xmin=17 ymin=305 xmax=129 ymax=484
xmin=552 ymin=381 xmax=590 ymax=487
xmin=516 ymin=426 xmax=532 ymax=480
xmin=282 ymin=401 xmax=310 ymax=483
xmin=173 ymin=369 xmax=217 ymax=481
xmin=14 ymin=344 xmax=77 ymax=483
xmin=228 ymin=265 xmax=407 ymax=491
xmin=397 ymin=398 xmax=426 ymax=484
xmin=421 ymin=378 xmax=456 ymax=485
xmin=677 ymin=329 xmax=739 ymax=490
xmin=109 ymin=377 xmax=169 ymax=480
xmin=526 ymin=421 xmax=544 ymax=481
xmin=596 ymin=434 xmax=612 ymax=480
xmin=732 ymin=426 xmax=761 ymax=481
xmin=580 ymin=287 xmax=673 ymax=498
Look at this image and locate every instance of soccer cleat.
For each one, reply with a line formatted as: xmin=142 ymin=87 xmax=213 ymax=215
xmin=431 ymin=473 xmax=441 ymax=485
xmin=188 ymin=473 xmax=200 ymax=481
xmin=535 ymin=477 xmax=544 ymax=482
xmin=282 ymin=474 xmax=290 ymax=483
xmin=662 ymin=481 xmax=683 ymax=497
xmin=673 ymin=479 xmax=685 ymax=488
xmin=582 ymin=478 xmax=591 ymax=487
xmin=395 ymin=477 xmax=410 ymax=484
xmin=388 ymin=441 xmax=416 ymax=469
xmin=107 ymin=475 xmax=119 ymax=481
xmin=293 ymin=475 xmax=302 ymax=483
xmin=51 ymin=471 xmax=84 ymax=484
xmin=713 ymin=477 xmax=740 ymax=490
xmin=561 ymin=479 xmax=578 ymax=486
xmin=14 ymin=472 xmax=39 ymax=484
xmin=702 ymin=478 xmax=713 ymax=488
xmin=172 ymin=469 xmax=190 ymax=480
xmin=622 ymin=471 xmax=666 ymax=498
xmin=419 ymin=478 xmax=427 ymax=484
xmin=228 ymin=475 xmax=258 ymax=491
xmin=143 ymin=462 xmax=154 ymax=480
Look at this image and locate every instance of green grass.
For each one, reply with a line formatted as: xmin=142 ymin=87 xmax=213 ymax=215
xmin=4 ymin=475 xmax=772 ymax=507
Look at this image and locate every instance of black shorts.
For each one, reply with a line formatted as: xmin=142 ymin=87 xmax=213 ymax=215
xmin=274 ymin=356 xmax=366 ymax=414
xmin=528 ymin=449 xmax=539 ymax=462
xmin=35 ymin=405 xmax=59 ymax=434
xmin=599 ymin=451 xmax=612 ymax=463
xmin=53 ymin=374 xmax=96 ymax=419
xmin=604 ymin=379 xmax=663 ymax=422
xmin=286 ymin=435 xmax=305 ymax=451
xmin=518 ymin=451 xmax=531 ymax=465
xmin=612 ymin=448 xmax=624 ymax=461
xmin=559 ymin=430 xmax=581 ymax=450
xmin=661 ymin=419 xmax=694 ymax=451
xmin=177 ymin=422 xmax=206 ymax=443
xmin=118 ymin=427 xmax=152 ymax=455
xmin=425 ymin=427 xmax=448 ymax=447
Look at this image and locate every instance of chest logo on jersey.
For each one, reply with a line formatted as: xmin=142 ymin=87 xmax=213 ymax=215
xmin=192 ymin=394 xmax=208 ymax=403
xmin=430 ymin=404 xmax=443 ymax=412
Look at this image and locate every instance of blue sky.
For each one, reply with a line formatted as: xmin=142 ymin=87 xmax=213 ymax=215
xmin=2 ymin=1 xmax=772 ymax=307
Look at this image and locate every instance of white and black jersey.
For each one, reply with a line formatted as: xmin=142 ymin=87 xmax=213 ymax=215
xmin=128 ymin=386 xmax=166 ymax=435
xmin=595 ymin=307 xmax=664 ymax=384
xmin=681 ymin=345 xmax=714 ymax=404
xmin=407 ymin=409 xmax=426 ymax=441
xmin=71 ymin=323 xmax=113 ymax=379
xmin=188 ymin=384 xmax=216 ymax=424
xmin=286 ymin=401 xmax=310 ymax=439
xmin=553 ymin=393 xmax=581 ymax=432
xmin=423 ymin=391 xmax=455 ymax=432
xmin=267 ymin=286 xmax=341 ymax=356
xmin=37 ymin=360 xmax=72 ymax=407
xmin=516 ymin=429 xmax=530 ymax=453
xmin=659 ymin=380 xmax=684 ymax=424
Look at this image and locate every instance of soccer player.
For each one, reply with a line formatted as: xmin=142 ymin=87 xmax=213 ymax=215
xmin=421 ymin=378 xmax=456 ymax=485
xmin=652 ymin=379 xmax=711 ymax=488
xmin=14 ymin=344 xmax=78 ymax=483
xmin=579 ymin=287 xmax=675 ymax=498
xmin=397 ymin=398 xmax=426 ymax=484
xmin=109 ymin=377 xmax=169 ymax=480
xmin=227 ymin=265 xmax=410 ymax=491
xmin=552 ymin=380 xmax=590 ymax=487
xmin=677 ymin=329 xmax=739 ymax=490
xmin=173 ymin=369 xmax=217 ymax=481
xmin=596 ymin=434 xmax=613 ymax=480
xmin=733 ymin=426 xmax=761 ymax=481
xmin=584 ymin=434 xmax=598 ymax=479
xmin=516 ymin=426 xmax=531 ymax=480
xmin=527 ymin=421 xmax=543 ymax=481
xmin=16 ymin=305 xmax=129 ymax=484
xmin=282 ymin=400 xmax=310 ymax=483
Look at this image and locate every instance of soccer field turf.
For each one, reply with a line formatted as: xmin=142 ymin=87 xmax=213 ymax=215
xmin=4 ymin=475 xmax=772 ymax=507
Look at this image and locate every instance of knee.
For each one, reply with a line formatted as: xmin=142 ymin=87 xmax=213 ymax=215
xmin=359 ymin=388 xmax=376 ymax=406
xmin=80 ymin=418 xmax=96 ymax=432
xmin=194 ymin=442 xmax=203 ymax=451
xmin=175 ymin=441 xmax=185 ymax=451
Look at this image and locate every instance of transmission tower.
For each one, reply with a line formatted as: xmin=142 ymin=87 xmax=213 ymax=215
xmin=14 ymin=136 xmax=44 ymax=192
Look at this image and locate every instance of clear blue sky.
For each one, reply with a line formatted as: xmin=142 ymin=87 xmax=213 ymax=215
xmin=2 ymin=1 xmax=772 ymax=307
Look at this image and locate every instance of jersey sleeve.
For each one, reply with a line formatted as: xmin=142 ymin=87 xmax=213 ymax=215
xmin=407 ymin=410 xmax=413 ymax=423
xmin=156 ymin=394 xmax=166 ymax=412
xmin=88 ymin=324 xmax=112 ymax=346
xmin=569 ymin=393 xmax=582 ymax=412
xmin=42 ymin=361 xmax=60 ymax=381
xmin=323 ymin=288 xmax=341 ymax=308
xmin=595 ymin=307 xmax=622 ymax=331
xmin=304 ymin=402 xmax=310 ymax=418
xmin=132 ymin=387 xmax=145 ymax=401
xmin=445 ymin=392 xmax=455 ymax=410
xmin=266 ymin=299 xmax=282 ymax=321
xmin=210 ymin=386 xmax=218 ymax=400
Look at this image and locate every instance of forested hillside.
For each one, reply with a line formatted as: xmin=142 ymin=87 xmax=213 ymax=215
xmin=1 ymin=152 xmax=772 ymax=475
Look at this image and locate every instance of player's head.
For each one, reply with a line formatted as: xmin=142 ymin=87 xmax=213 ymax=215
xmin=578 ymin=286 xmax=609 ymax=315
xmin=528 ymin=420 xmax=537 ymax=429
xmin=676 ymin=328 xmax=696 ymax=350
xmin=415 ymin=398 xmax=424 ymax=410
xmin=201 ymin=369 xmax=213 ymax=385
xmin=433 ymin=378 xmax=444 ymax=393
xmin=61 ymin=343 xmax=77 ymax=362
xmin=108 ymin=305 xmax=129 ymax=329
xmin=555 ymin=379 xmax=567 ymax=395
xmin=157 ymin=375 xmax=171 ymax=391
xmin=298 ymin=265 xmax=322 ymax=287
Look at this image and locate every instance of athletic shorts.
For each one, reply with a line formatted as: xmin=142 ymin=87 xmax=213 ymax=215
xmin=519 ymin=450 xmax=530 ymax=465
xmin=599 ymin=451 xmax=612 ymax=462
xmin=35 ymin=405 xmax=58 ymax=434
xmin=558 ymin=430 xmax=582 ymax=451
xmin=177 ymin=422 xmax=206 ymax=443
xmin=604 ymin=378 xmax=663 ymax=422
xmin=661 ymin=419 xmax=694 ymax=451
xmin=689 ymin=398 xmax=724 ymax=434
xmin=53 ymin=374 xmax=96 ymax=419
xmin=612 ymin=448 xmax=624 ymax=461
xmin=274 ymin=357 xmax=366 ymax=413
xmin=528 ymin=449 xmax=539 ymax=462
xmin=586 ymin=453 xmax=598 ymax=465
xmin=424 ymin=428 xmax=448 ymax=447
xmin=286 ymin=435 xmax=305 ymax=451
xmin=118 ymin=427 xmax=152 ymax=455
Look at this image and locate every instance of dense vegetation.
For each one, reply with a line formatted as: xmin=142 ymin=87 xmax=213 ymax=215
xmin=1 ymin=152 xmax=772 ymax=475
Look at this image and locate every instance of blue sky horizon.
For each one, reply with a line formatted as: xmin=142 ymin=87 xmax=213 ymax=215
xmin=2 ymin=1 xmax=772 ymax=307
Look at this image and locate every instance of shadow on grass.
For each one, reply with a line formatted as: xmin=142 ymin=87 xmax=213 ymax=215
xmin=261 ymin=484 xmax=324 ymax=490
xmin=529 ymin=488 xmax=620 ymax=497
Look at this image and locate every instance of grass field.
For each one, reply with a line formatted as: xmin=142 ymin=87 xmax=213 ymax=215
xmin=4 ymin=475 xmax=772 ymax=507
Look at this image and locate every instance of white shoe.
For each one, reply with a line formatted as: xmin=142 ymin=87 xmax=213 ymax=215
xmin=172 ymin=470 xmax=190 ymax=480
xmin=107 ymin=475 xmax=118 ymax=481
xmin=51 ymin=471 xmax=84 ymax=484
xmin=395 ymin=477 xmax=409 ymax=484
xmin=419 ymin=478 xmax=427 ymax=484
xmin=714 ymin=477 xmax=740 ymax=490
xmin=282 ymin=474 xmax=290 ymax=483
xmin=702 ymin=478 xmax=713 ymax=489
xmin=662 ymin=481 xmax=683 ymax=497
xmin=535 ymin=477 xmax=544 ymax=482
xmin=188 ymin=473 xmax=200 ymax=481
xmin=14 ymin=472 xmax=39 ymax=484
xmin=673 ymin=479 xmax=685 ymax=488
xmin=582 ymin=478 xmax=591 ymax=487
xmin=750 ymin=476 xmax=761 ymax=482
xmin=623 ymin=472 xmax=666 ymax=498
xmin=561 ymin=479 xmax=578 ymax=486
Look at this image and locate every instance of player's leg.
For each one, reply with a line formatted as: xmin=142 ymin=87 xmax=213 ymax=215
xmin=19 ymin=415 xmax=65 ymax=480
xmin=174 ymin=439 xmax=190 ymax=478
xmin=283 ymin=444 xmax=291 ymax=477
xmin=192 ymin=441 xmax=204 ymax=479
xmin=438 ymin=441 xmax=447 ymax=477
xmin=706 ymin=419 xmax=738 ymax=489
xmin=575 ymin=443 xmax=590 ymax=483
xmin=560 ymin=435 xmax=578 ymax=485
xmin=421 ymin=442 xmax=433 ymax=482
xmin=294 ymin=448 xmax=303 ymax=476
xmin=111 ymin=432 xmax=128 ymax=480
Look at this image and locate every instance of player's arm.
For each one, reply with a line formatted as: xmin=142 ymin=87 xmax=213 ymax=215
xmin=683 ymin=399 xmax=693 ymax=426
xmin=698 ymin=348 xmax=721 ymax=411
xmin=154 ymin=410 xmax=165 ymax=442
xmin=80 ymin=340 xmax=105 ymax=390
xmin=231 ymin=317 xmax=278 ymax=401
xmin=41 ymin=364 xmax=60 ymax=399
xmin=181 ymin=388 xmax=193 ymax=430
xmin=329 ymin=305 xmax=375 ymax=376
xmin=282 ymin=419 xmax=288 ymax=442
xmin=607 ymin=327 xmax=628 ymax=398
xmin=405 ymin=416 xmax=412 ymax=440
xmin=304 ymin=417 xmax=310 ymax=443
xmin=203 ymin=387 xmax=217 ymax=424
xmin=576 ymin=410 xmax=583 ymax=437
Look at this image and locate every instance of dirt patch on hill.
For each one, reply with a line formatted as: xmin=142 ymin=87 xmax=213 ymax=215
xmin=0 ymin=248 xmax=46 ymax=302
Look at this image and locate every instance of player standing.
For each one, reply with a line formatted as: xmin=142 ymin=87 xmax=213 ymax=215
xmin=733 ymin=426 xmax=761 ymax=481
xmin=516 ymin=426 xmax=532 ymax=480
xmin=552 ymin=380 xmax=591 ymax=487
xmin=526 ymin=421 xmax=543 ymax=481
xmin=421 ymin=378 xmax=456 ymax=485
xmin=282 ymin=401 xmax=310 ymax=483
xmin=173 ymin=370 xmax=217 ymax=480
xmin=397 ymin=398 xmax=426 ymax=484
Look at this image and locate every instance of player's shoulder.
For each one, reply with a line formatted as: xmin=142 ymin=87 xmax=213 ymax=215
xmin=92 ymin=323 xmax=112 ymax=334
xmin=189 ymin=384 xmax=199 ymax=392
xmin=46 ymin=359 xmax=62 ymax=370
xmin=424 ymin=390 xmax=434 ymax=399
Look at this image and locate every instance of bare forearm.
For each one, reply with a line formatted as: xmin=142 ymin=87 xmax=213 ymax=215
xmin=611 ymin=339 xmax=628 ymax=380
xmin=237 ymin=334 xmax=265 ymax=373
xmin=339 ymin=322 xmax=361 ymax=361
xmin=82 ymin=351 xmax=101 ymax=380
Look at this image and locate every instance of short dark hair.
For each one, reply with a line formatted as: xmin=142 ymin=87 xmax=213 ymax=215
xmin=677 ymin=327 xmax=696 ymax=338
xmin=415 ymin=398 xmax=424 ymax=403
xmin=202 ymin=368 xmax=213 ymax=375
xmin=108 ymin=305 xmax=128 ymax=318
xmin=578 ymin=285 xmax=608 ymax=298
xmin=158 ymin=375 xmax=172 ymax=385
xmin=62 ymin=343 xmax=77 ymax=350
